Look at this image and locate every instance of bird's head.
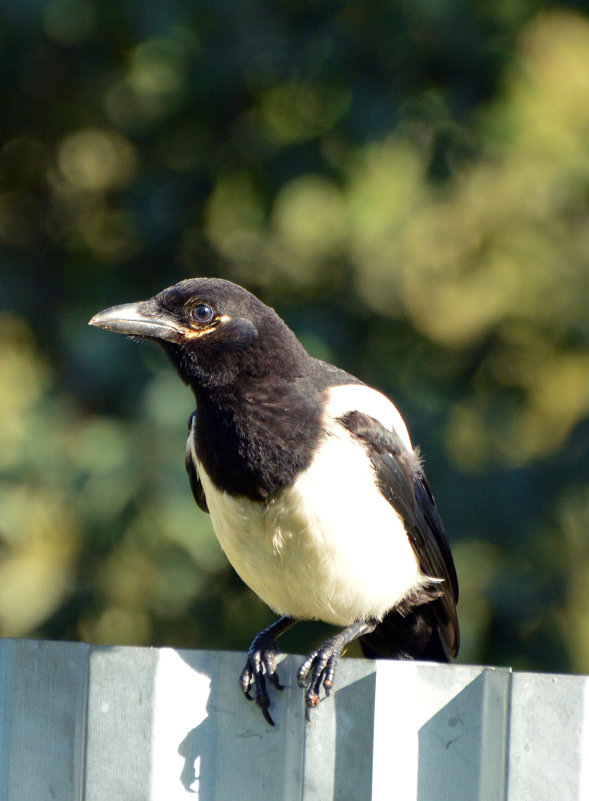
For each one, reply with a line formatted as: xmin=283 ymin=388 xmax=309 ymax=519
xmin=89 ymin=278 xmax=307 ymax=392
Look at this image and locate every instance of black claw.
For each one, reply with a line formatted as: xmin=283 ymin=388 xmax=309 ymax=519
xmin=240 ymin=624 xmax=289 ymax=725
xmin=269 ymin=672 xmax=284 ymax=691
xmin=297 ymin=634 xmax=346 ymax=721
xmin=241 ymin=618 xmax=373 ymax=725
xmin=261 ymin=704 xmax=276 ymax=727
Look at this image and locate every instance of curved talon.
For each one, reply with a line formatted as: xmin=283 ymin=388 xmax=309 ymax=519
xmin=297 ymin=635 xmax=344 ymax=718
xmin=241 ymin=618 xmax=374 ymax=725
xmin=240 ymin=621 xmax=293 ymax=726
xmin=268 ymin=672 xmax=284 ymax=691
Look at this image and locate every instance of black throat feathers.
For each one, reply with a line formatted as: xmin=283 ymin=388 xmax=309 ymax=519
xmin=192 ymin=377 xmax=323 ymax=500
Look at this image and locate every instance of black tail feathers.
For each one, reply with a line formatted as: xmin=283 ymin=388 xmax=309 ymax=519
xmin=359 ymin=604 xmax=452 ymax=663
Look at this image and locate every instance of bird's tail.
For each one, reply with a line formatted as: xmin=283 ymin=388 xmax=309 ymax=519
xmin=359 ymin=604 xmax=452 ymax=663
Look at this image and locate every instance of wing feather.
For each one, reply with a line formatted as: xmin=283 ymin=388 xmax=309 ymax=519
xmin=339 ymin=410 xmax=459 ymax=658
xmin=185 ymin=411 xmax=209 ymax=514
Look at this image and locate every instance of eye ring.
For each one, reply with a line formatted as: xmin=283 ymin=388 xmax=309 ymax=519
xmin=191 ymin=303 xmax=215 ymax=325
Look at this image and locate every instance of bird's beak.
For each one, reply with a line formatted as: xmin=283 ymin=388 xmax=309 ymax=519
xmin=89 ymin=299 xmax=183 ymax=342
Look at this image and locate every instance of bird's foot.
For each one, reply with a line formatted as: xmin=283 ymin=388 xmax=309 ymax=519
xmin=239 ymin=631 xmax=285 ymax=726
xmin=297 ymin=634 xmax=345 ymax=722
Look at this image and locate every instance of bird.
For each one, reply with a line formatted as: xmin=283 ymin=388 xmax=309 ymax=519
xmin=89 ymin=277 xmax=459 ymax=725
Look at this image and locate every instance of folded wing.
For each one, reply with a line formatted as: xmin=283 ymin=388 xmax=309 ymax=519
xmin=338 ymin=410 xmax=459 ymax=660
xmin=185 ymin=411 xmax=209 ymax=514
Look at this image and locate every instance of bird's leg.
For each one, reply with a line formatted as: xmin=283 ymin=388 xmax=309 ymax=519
xmin=239 ymin=615 xmax=297 ymax=726
xmin=297 ymin=618 xmax=378 ymax=721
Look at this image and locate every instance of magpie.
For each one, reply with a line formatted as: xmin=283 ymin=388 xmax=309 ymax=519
xmin=90 ymin=278 xmax=459 ymax=725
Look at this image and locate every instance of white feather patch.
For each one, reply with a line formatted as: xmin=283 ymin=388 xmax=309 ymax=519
xmin=190 ymin=384 xmax=425 ymax=626
xmin=324 ymin=383 xmax=413 ymax=450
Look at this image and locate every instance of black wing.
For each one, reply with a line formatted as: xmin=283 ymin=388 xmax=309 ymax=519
xmin=339 ymin=410 xmax=459 ymax=660
xmin=185 ymin=411 xmax=209 ymax=514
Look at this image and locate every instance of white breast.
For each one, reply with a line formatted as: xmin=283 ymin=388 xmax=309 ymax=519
xmin=189 ymin=384 xmax=424 ymax=626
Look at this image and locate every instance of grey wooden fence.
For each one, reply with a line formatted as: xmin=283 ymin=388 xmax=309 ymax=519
xmin=0 ymin=639 xmax=587 ymax=800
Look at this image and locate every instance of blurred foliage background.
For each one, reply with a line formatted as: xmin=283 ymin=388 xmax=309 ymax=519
xmin=1 ymin=0 xmax=589 ymax=673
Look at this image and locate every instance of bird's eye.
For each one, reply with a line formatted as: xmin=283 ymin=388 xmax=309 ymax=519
xmin=191 ymin=303 xmax=214 ymax=324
